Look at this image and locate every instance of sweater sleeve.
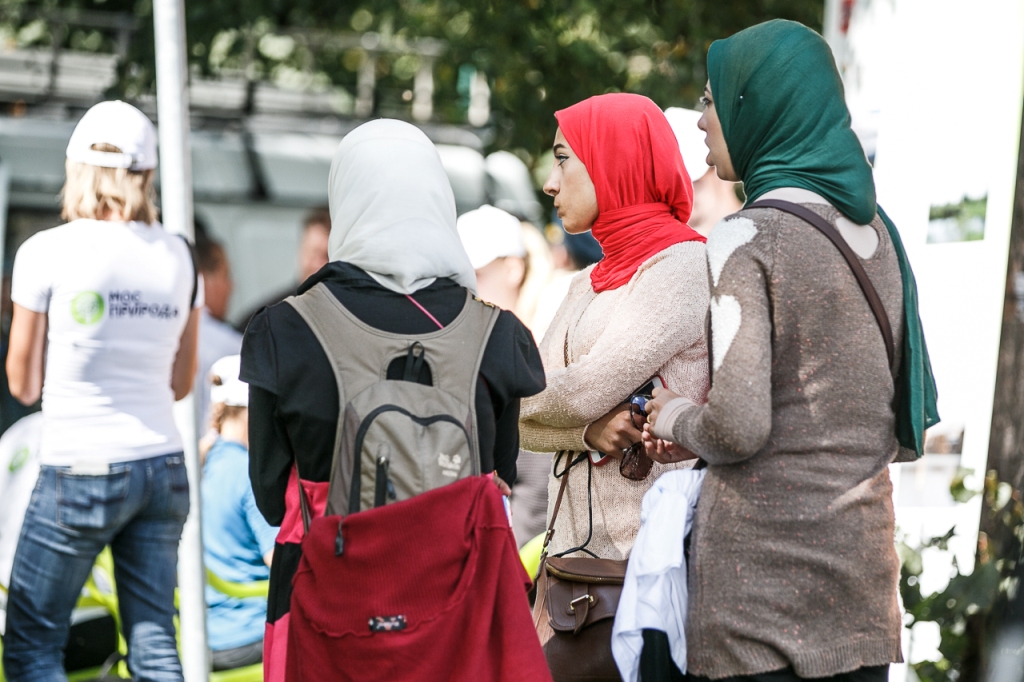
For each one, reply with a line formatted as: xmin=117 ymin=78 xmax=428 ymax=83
xmin=519 ymin=420 xmax=589 ymax=453
xmin=520 ymin=245 xmax=709 ymax=430
xmin=667 ymin=214 xmax=774 ymax=465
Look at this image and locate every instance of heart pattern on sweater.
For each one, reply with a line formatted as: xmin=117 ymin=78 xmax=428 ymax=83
xmin=707 ymin=217 xmax=757 ymax=287
xmin=710 ymin=295 xmax=741 ymax=372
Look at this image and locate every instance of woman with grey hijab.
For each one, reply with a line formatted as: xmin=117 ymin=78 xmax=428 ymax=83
xmin=240 ymin=119 xmax=545 ymax=679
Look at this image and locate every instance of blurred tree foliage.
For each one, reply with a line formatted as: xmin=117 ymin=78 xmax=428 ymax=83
xmin=899 ymin=470 xmax=1024 ymax=682
xmin=0 ymin=0 xmax=822 ymax=160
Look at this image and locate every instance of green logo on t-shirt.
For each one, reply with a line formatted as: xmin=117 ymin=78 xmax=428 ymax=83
xmin=8 ymin=446 xmax=29 ymax=472
xmin=71 ymin=291 xmax=104 ymax=325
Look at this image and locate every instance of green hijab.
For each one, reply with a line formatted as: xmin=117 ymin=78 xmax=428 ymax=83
xmin=708 ymin=19 xmax=939 ymax=457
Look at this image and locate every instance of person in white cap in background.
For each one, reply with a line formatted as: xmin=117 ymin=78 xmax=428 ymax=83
xmin=664 ymin=107 xmax=742 ymax=237
xmin=457 ymin=204 xmax=529 ymax=313
xmin=202 ymin=355 xmax=278 ymax=672
xmin=513 ymin=220 xmax=555 ymax=334
xmin=459 ymin=205 xmax=567 ymax=549
xmin=4 ymin=100 xmax=201 ymax=680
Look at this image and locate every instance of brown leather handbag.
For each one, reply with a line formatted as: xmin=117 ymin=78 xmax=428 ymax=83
xmin=536 ymin=451 xmax=626 ymax=682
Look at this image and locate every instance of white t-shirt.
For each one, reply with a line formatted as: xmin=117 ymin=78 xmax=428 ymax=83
xmin=11 ymin=220 xmax=202 ymax=466
xmin=0 ymin=412 xmax=42 ymax=592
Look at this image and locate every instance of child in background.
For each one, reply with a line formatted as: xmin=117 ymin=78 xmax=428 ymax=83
xmin=202 ymin=355 xmax=278 ymax=671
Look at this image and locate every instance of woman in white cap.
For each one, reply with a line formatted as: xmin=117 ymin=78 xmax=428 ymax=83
xmin=4 ymin=100 xmax=200 ymax=680
xmin=202 ymin=355 xmax=277 ymax=672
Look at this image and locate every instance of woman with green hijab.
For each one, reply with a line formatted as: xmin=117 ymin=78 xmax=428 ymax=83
xmin=642 ymin=19 xmax=938 ymax=682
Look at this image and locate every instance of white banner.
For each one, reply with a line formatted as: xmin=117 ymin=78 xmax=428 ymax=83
xmin=843 ymin=0 xmax=1024 ymax=670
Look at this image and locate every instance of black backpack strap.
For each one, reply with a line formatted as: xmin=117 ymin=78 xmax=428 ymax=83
xmin=747 ymin=199 xmax=895 ymax=369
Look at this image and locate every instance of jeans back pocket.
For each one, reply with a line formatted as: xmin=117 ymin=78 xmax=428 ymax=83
xmin=165 ymin=455 xmax=191 ymax=520
xmin=57 ymin=465 xmax=132 ymax=531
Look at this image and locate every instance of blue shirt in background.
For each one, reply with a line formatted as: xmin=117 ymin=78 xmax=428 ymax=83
xmin=202 ymin=438 xmax=279 ymax=651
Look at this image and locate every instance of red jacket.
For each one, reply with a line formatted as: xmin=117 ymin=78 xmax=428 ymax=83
xmin=287 ymin=476 xmax=552 ymax=682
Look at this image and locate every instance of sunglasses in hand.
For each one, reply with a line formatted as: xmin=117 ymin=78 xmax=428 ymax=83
xmin=618 ymin=394 xmax=654 ymax=481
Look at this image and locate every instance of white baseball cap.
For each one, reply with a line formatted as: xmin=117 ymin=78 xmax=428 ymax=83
xmin=664 ymin=107 xmax=710 ymax=182
xmin=209 ymin=355 xmax=248 ymax=408
xmin=66 ymin=101 xmax=158 ymax=171
xmin=457 ymin=205 xmax=527 ymax=270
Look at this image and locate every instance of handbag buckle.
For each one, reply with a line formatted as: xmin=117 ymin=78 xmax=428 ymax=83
xmin=567 ymin=593 xmax=595 ymax=612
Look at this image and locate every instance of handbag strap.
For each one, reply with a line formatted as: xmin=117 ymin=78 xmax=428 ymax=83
xmin=748 ymin=199 xmax=895 ymax=369
xmin=541 ymin=453 xmax=572 ymax=559
xmin=538 ymin=451 xmax=594 ymax=578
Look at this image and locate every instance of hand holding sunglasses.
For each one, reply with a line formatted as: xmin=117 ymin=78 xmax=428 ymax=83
xmin=616 ymin=393 xmax=655 ymax=481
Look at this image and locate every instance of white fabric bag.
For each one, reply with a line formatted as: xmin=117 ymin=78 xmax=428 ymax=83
xmin=612 ymin=467 xmax=705 ymax=681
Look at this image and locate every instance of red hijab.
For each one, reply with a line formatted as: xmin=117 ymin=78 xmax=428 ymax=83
xmin=555 ymin=94 xmax=704 ymax=292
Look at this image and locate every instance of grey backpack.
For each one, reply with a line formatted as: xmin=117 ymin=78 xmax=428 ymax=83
xmin=285 ymin=283 xmax=499 ymax=550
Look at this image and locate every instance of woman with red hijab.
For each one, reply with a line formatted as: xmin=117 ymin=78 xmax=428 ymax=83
xmin=519 ymin=92 xmax=709 ymax=654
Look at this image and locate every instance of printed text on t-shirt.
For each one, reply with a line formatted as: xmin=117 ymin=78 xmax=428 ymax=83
xmin=107 ymin=290 xmax=180 ymax=319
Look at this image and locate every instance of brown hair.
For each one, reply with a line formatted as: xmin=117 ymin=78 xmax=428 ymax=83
xmin=196 ymin=237 xmax=227 ymax=275
xmin=61 ymin=143 xmax=158 ymax=224
xmin=208 ymin=402 xmax=247 ymax=434
xmin=199 ymin=401 xmax=247 ymax=463
xmin=207 ymin=371 xmax=247 ymax=432
xmin=304 ymin=207 xmax=331 ymax=233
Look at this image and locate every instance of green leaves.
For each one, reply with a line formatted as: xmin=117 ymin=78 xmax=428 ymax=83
xmin=899 ymin=469 xmax=1024 ymax=682
xmin=2 ymin=0 xmax=821 ymax=170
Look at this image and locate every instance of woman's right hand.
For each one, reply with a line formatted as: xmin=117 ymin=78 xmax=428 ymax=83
xmin=641 ymin=423 xmax=699 ymax=464
xmin=584 ymin=404 xmax=642 ymax=458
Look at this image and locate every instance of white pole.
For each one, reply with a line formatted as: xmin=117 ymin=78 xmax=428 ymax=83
xmin=152 ymin=0 xmax=209 ymax=679
xmin=823 ymin=0 xmax=842 ymax=47
xmin=0 ymin=160 xmax=11 ymax=280
xmin=822 ymin=0 xmax=851 ymax=78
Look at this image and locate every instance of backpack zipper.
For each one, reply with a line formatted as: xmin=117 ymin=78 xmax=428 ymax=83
xmin=374 ymin=456 xmax=392 ymax=508
xmin=349 ymin=404 xmax=472 ymax=515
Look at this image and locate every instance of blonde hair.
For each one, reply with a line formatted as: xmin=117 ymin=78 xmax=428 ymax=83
xmin=61 ymin=143 xmax=158 ymax=223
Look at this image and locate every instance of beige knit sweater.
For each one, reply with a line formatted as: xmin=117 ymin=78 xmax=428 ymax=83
xmin=658 ymin=204 xmax=905 ymax=679
xmin=519 ymin=241 xmax=710 ymax=560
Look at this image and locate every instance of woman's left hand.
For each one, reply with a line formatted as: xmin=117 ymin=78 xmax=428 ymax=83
xmin=645 ymin=386 xmax=682 ymax=428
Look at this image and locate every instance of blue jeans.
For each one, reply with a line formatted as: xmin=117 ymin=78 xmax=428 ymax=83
xmin=3 ymin=453 xmax=190 ymax=682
